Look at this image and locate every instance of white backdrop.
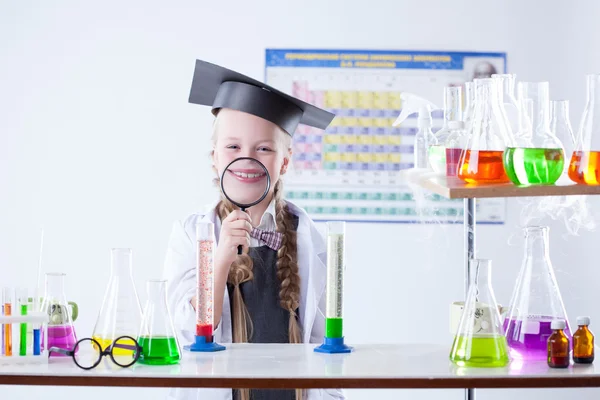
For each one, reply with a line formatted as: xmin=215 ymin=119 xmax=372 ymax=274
xmin=2 ymin=0 xmax=600 ymax=399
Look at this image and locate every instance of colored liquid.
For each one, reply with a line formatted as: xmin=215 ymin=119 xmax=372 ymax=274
xmin=45 ymin=325 xmax=78 ymax=356
xmin=92 ymin=336 xmax=137 ymax=356
xmin=196 ymin=324 xmax=213 ymax=338
xmin=137 ymin=336 xmax=180 ymax=365
xmin=4 ymin=304 xmax=11 ymax=356
xmin=450 ymin=334 xmax=510 ymax=367
xmin=20 ymin=304 xmax=28 ymax=356
xmin=503 ymin=148 xmax=564 ymax=185
xmin=504 ymin=317 xmax=571 ymax=360
xmin=326 ymin=317 xmax=343 ymax=338
xmin=445 ymin=148 xmax=463 ymax=177
xmin=568 ymin=151 xmax=600 ymax=184
xmin=33 ymin=329 xmax=41 ymax=355
xmin=428 ymin=145 xmax=446 ymax=174
xmin=458 ymin=150 xmax=509 ymax=184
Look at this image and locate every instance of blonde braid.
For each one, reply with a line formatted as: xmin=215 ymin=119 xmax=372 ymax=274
xmin=273 ymin=179 xmax=303 ymax=400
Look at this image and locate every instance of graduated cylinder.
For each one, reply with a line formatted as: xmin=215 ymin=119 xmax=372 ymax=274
xmin=196 ymin=222 xmax=215 ymax=340
xmin=325 ymin=221 xmax=346 ymax=339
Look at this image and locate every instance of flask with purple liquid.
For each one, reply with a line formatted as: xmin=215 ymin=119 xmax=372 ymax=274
xmin=40 ymin=273 xmax=79 ymax=356
xmin=504 ymin=226 xmax=571 ymax=361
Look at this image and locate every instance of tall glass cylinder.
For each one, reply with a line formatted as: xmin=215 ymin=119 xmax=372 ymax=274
xmin=196 ymin=222 xmax=215 ymax=340
xmin=3 ymin=288 xmax=12 ymax=356
xmin=569 ymin=73 xmax=600 ymax=184
xmin=463 ymin=81 xmax=475 ymax=128
xmin=429 ymin=86 xmax=463 ymax=173
xmin=325 ymin=221 xmax=345 ymax=339
xmin=492 ymin=74 xmax=520 ymax=136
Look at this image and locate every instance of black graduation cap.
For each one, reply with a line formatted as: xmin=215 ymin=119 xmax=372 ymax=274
xmin=188 ymin=59 xmax=335 ymax=136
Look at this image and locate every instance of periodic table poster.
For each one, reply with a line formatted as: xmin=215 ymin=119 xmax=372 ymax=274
xmin=265 ymin=49 xmax=507 ymax=224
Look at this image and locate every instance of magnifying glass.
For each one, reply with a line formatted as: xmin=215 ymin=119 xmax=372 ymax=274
xmin=220 ymin=157 xmax=271 ymax=255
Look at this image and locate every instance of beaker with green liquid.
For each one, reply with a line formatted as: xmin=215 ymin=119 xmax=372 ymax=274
xmin=137 ymin=280 xmax=181 ymax=365
xmin=450 ymin=259 xmax=510 ymax=368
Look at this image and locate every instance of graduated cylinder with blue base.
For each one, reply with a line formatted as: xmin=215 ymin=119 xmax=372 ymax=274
xmin=314 ymin=221 xmax=353 ymax=354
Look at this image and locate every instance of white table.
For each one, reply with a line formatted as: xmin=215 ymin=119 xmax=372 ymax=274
xmin=0 ymin=344 xmax=597 ymax=389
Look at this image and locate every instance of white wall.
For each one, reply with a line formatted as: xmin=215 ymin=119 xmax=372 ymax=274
xmin=1 ymin=0 xmax=600 ymax=399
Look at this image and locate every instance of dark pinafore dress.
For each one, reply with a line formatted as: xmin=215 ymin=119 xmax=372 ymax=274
xmin=227 ymin=215 xmax=299 ymax=400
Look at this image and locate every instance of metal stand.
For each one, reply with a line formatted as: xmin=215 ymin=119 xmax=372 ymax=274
xmin=464 ymin=198 xmax=476 ymax=400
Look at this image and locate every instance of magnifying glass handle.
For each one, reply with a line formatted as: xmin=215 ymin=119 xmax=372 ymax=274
xmin=238 ymin=207 xmax=246 ymax=255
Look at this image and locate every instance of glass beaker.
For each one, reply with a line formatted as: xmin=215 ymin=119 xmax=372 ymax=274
xmin=504 ymin=226 xmax=571 ymax=361
xmin=550 ymin=100 xmax=575 ymax=177
xmin=92 ymin=248 xmax=142 ymax=353
xmin=429 ymin=86 xmax=463 ymax=174
xmin=569 ymin=73 xmax=600 ymax=184
xmin=457 ymin=78 xmax=513 ymax=184
xmin=40 ymin=273 xmax=78 ymax=356
xmin=492 ymin=74 xmax=520 ymax=137
xmin=137 ymin=280 xmax=181 ymax=365
xmin=503 ymin=82 xmax=565 ymax=186
xmin=449 ymin=259 xmax=509 ymax=367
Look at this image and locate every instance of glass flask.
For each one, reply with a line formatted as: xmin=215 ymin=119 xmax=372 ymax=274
xmin=429 ymin=86 xmax=463 ymax=173
xmin=492 ymin=74 xmax=520 ymax=137
xmin=450 ymin=259 xmax=509 ymax=367
xmin=463 ymin=81 xmax=475 ymax=129
xmin=40 ymin=273 xmax=78 ymax=356
xmin=504 ymin=226 xmax=571 ymax=361
xmin=92 ymin=248 xmax=142 ymax=353
xmin=137 ymin=279 xmax=181 ymax=365
xmin=569 ymin=73 xmax=600 ymax=184
xmin=503 ymin=82 xmax=565 ymax=186
xmin=457 ymin=78 xmax=513 ymax=184
xmin=550 ymin=100 xmax=575 ymax=177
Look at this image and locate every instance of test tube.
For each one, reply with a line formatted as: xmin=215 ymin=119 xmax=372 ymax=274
xmin=196 ymin=222 xmax=215 ymax=340
xmin=325 ymin=221 xmax=345 ymax=339
xmin=3 ymin=288 xmax=12 ymax=356
xmin=32 ymin=291 xmax=41 ymax=356
xmin=17 ymin=289 xmax=28 ymax=356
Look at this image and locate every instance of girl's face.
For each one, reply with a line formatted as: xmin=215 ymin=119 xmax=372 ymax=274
xmin=213 ymin=109 xmax=291 ymax=204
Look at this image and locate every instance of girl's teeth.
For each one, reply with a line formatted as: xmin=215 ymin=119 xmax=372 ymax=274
xmin=234 ymin=172 xmax=263 ymax=178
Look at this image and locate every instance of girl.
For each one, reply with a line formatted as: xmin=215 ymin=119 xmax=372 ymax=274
xmin=163 ymin=60 xmax=345 ymax=400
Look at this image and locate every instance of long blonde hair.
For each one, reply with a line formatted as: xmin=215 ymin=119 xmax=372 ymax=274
xmin=211 ymin=112 xmax=303 ymax=400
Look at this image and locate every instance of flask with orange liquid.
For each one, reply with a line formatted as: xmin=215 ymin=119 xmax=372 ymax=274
xmin=458 ymin=78 xmax=514 ymax=184
xmin=569 ymin=73 xmax=600 ymax=185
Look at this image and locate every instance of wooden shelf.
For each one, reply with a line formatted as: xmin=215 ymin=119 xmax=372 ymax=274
xmin=413 ymin=175 xmax=600 ymax=199
xmin=1 ymin=344 xmax=600 ymax=389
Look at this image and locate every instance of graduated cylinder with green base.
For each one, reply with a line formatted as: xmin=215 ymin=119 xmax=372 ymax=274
xmin=314 ymin=221 xmax=353 ymax=354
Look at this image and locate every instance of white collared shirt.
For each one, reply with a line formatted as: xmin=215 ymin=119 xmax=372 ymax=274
xmin=249 ymin=198 xmax=277 ymax=248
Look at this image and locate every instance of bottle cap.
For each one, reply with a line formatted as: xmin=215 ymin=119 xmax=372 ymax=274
xmin=551 ymin=319 xmax=567 ymax=330
xmin=448 ymin=120 xmax=465 ymax=130
xmin=577 ymin=316 xmax=591 ymax=326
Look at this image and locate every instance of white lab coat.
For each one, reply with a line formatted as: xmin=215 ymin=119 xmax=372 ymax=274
xmin=162 ymin=200 xmax=345 ymax=400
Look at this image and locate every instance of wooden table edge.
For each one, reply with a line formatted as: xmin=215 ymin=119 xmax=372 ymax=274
xmin=1 ymin=375 xmax=599 ymax=389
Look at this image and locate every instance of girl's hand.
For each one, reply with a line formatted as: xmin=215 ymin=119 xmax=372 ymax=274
xmin=215 ymin=210 xmax=253 ymax=271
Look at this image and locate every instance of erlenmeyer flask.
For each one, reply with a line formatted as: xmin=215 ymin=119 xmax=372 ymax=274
xmin=449 ymin=259 xmax=509 ymax=367
xmin=504 ymin=226 xmax=571 ymax=361
xmin=569 ymin=73 xmax=600 ymax=184
xmin=429 ymin=86 xmax=463 ymax=174
xmin=550 ymin=100 xmax=575 ymax=177
xmin=503 ymin=82 xmax=565 ymax=186
xmin=92 ymin=248 xmax=142 ymax=352
xmin=457 ymin=78 xmax=513 ymax=184
xmin=137 ymin=280 xmax=181 ymax=365
xmin=40 ymin=273 xmax=78 ymax=355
